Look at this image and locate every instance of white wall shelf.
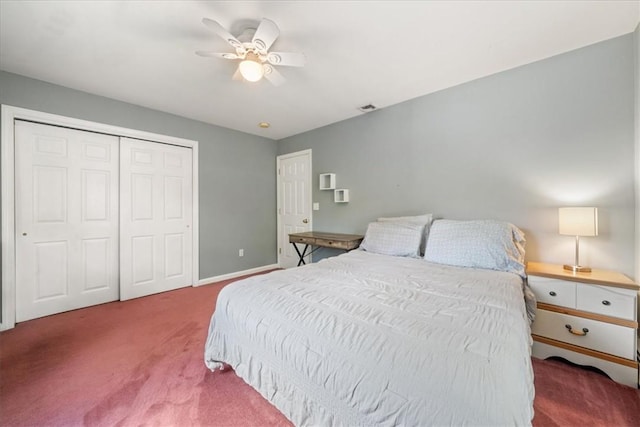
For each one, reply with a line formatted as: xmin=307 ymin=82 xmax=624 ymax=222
xmin=334 ymin=189 xmax=349 ymax=203
xmin=319 ymin=173 xmax=336 ymax=190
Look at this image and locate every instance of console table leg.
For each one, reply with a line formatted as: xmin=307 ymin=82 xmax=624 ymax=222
xmin=293 ymin=243 xmax=309 ymax=266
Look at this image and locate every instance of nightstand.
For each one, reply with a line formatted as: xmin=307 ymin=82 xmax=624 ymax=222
xmin=527 ymin=262 xmax=639 ymax=388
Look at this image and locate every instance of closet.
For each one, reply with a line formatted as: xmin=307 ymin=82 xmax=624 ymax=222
xmin=14 ymin=120 xmax=193 ymax=322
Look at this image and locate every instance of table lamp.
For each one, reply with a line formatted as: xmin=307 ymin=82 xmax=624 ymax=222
xmin=558 ymin=207 xmax=598 ymax=272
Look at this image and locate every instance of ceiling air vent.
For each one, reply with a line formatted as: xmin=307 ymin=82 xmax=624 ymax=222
xmin=358 ymin=104 xmax=377 ymax=113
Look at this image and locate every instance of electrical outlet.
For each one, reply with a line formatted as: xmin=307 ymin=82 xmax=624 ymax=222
xmin=313 ymin=202 xmax=319 ymax=211
xmin=239 ymin=249 xmax=244 ymax=257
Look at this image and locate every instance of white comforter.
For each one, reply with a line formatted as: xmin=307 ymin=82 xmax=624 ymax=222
xmin=205 ymin=251 xmax=534 ymax=426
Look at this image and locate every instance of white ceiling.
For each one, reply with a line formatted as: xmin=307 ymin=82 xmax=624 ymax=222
xmin=1 ymin=1 xmax=639 ymax=140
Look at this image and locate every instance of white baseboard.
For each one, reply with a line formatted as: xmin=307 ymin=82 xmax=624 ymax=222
xmin=196 ymin=264 xmax=280 ymax=286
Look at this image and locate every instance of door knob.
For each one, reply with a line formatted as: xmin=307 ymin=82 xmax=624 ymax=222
xmin=302 ymin=218 xmax=308 ymax=224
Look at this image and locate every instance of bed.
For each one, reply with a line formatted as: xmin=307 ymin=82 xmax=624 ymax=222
xmin=205 ymin=218 xmax=535 ymax=426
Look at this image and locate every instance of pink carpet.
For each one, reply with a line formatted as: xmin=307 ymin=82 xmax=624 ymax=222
xmin=532 ymin=357 xmax=640 ymax=426
xmin=1 ymin=273 xmax=638 ymax=426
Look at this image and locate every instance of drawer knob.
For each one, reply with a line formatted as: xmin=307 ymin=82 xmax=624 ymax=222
xmin=549 ymin=291 xmax=557 ymax=297
xmin=601 ymin=300 xmax=611 ymax=306
xmin=565 ymin=324 xmax=589 ymax=336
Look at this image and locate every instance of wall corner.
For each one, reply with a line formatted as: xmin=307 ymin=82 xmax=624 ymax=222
xmin=634 ymin=23 xmax=640 ymax=283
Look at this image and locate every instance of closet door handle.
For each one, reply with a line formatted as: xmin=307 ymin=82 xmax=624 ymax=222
xmin=601 ymin=300 xmax=611 ymax=306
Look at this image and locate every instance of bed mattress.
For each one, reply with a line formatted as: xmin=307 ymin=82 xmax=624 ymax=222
xmin=205 ymin=250 xmax=534 ymax=426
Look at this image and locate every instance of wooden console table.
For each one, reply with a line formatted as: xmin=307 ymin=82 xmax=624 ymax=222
xmin=288 ymin=231 xmax=364 ymax=266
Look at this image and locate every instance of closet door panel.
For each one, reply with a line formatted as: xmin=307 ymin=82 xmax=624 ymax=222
xmin=120 ymin=137 xmax=193 ymax=300
xmin=15 ymin=121 xmax=119 ymax=322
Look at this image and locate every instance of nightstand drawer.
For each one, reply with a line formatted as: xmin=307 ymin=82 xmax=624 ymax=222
xmin=528 ymin=276 xmax=576 ymax=307
xmin=532 ymin=309 xmax=636 ymax=360
xmin=576 ymin=284 xmax=636 ymax=321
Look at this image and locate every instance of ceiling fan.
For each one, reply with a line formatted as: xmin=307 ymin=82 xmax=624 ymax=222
xmin=196 ymin=18 xmax=305 ymax=86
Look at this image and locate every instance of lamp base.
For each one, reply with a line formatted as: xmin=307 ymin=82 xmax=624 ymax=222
xmin=563 ymin=264 xmax=592 ymax=273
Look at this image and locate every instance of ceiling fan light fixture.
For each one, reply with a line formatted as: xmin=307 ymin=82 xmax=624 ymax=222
xmin=239 ymin=52 xmax=264 ymax=82
xmin=199 ymin=17 xmax=304 ymax=86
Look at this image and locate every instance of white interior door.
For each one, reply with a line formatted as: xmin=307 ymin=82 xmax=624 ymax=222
xmin=120 ymin=137 xmax=193 ymax=300
xmin=15 ymin=121 xmax=119 ymax=322
xmin=278 ymin=150 xmax=312 ymax=268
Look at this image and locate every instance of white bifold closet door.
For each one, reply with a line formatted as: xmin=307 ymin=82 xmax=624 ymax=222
xmin=15 ymin=121 xmax=120 ymax=322
xmin=119 ymin=137 xmax=193 ymax=300
xmin=15 ymin=123 xmax=194 ymax=322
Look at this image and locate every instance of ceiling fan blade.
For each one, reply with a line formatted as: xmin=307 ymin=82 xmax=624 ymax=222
xmin=267 ymin=52 xmax=306 ymax=67
xmin=202 ymin=18 xmax=244 ymax=51
xmin=252 ymin=18 xmax=280 ymax=53
xmin=195 ymin=51 xmax=241 ymax=60
xmin=232 ymin=67 xmax=244 ymax=82
xmin=264 ymin=64 xmax=285 ymax=86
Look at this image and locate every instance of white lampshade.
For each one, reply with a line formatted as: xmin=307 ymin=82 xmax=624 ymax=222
xmin=238 ymin=53 xmax=264 ymax=82
xmin=558 ymin=207 xmax=598 ymax=237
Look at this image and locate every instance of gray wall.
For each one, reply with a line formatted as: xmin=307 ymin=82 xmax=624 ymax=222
xmin=278 ymin=34 xmax=637 ymax=279
xmin=0 ymin=71 xmax=278 ymax=284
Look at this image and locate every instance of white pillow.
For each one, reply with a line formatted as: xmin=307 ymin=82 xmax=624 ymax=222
xmin=377 ymin=214 xmax=433 ymax=256
xmin=423 ymin=219 xmax=526 ymax=277
xmin=360 ymin=221 xmax=425 ymax=258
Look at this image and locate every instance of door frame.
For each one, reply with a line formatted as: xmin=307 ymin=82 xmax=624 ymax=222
xmin=1 ymin=105 xmax=200 ymax=330
xmin=276 ymin=149 xmax=312 ymax=267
